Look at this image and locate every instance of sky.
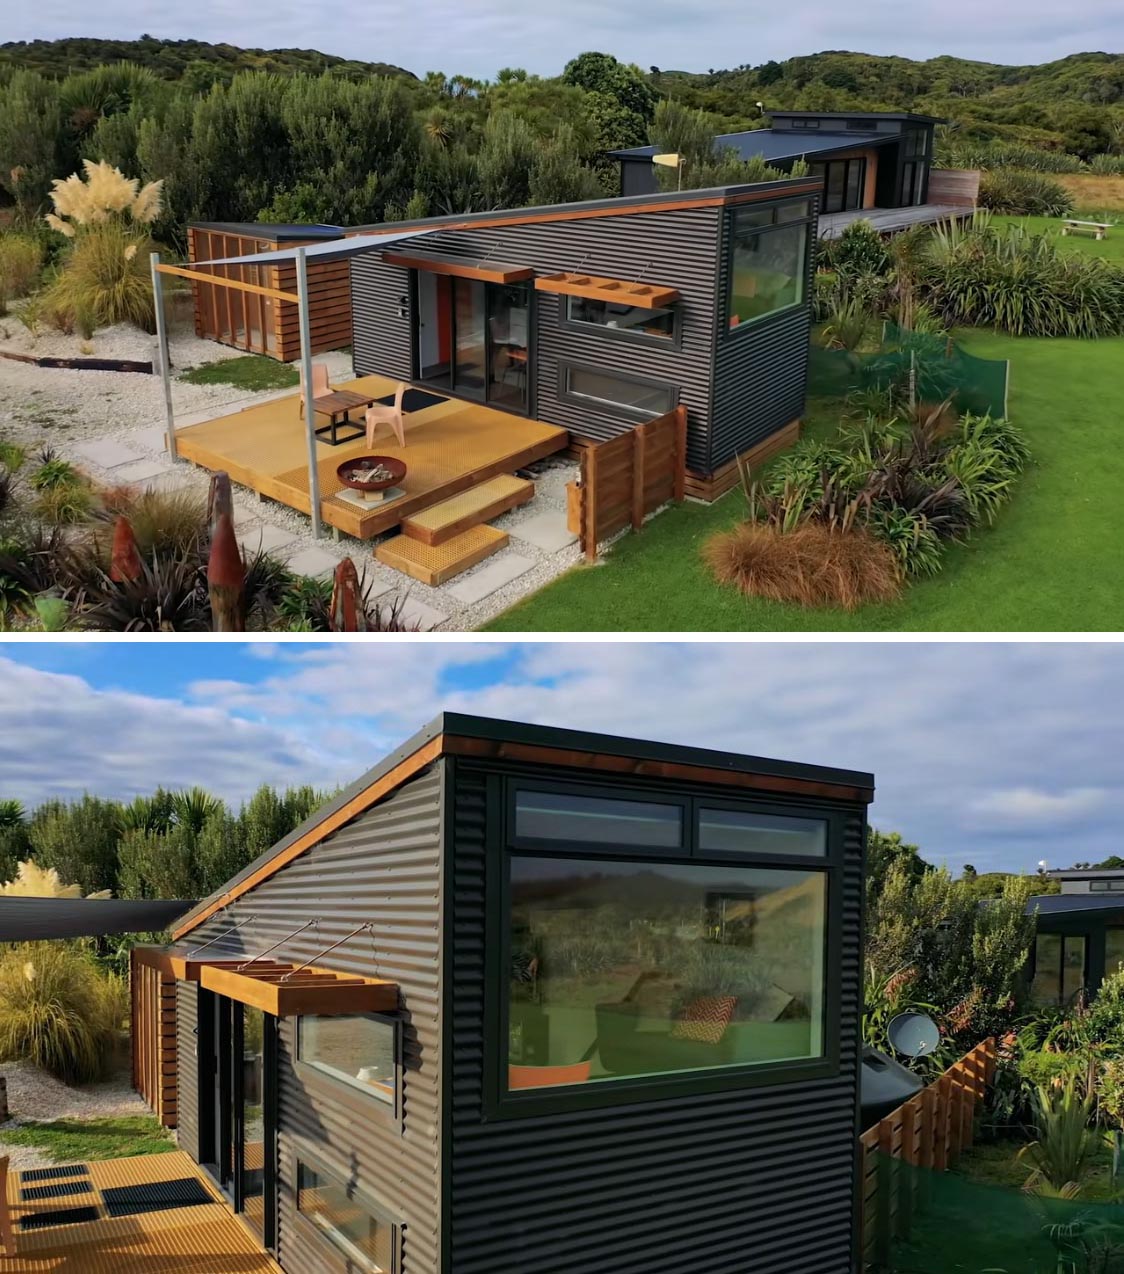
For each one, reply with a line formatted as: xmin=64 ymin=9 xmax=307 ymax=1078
xmin=0 ymin=640 xmax=1119 ymax=877
xmin=8 ymin=2 xmax=1123 ymax=77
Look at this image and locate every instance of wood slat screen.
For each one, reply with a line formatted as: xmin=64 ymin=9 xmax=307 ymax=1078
xmin=576 ymin=405 xmax=687 ymax=561
xmin=927 ymin=169 xmax=981 ymax=208
xmin=130 ymin=949 xmax=178 ymax=1129
xmin=859 ymin=1037 xmax=997 ymax=1269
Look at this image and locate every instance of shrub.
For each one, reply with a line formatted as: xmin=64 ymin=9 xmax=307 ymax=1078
xmin=81 ymin=551 xmax=209 ymax=632
xmin=96 ymin=486 xmax=207 ymax=558
xmin=30 ymin=455 xmax=80 ymax=491
xmin=36 ymin=482 xmax=95 ymax=526
xmin=0 ymin=942 xmax=124 ymax=1083
xmin=1018 ymin=1078 xmax=1099 ymax=1195
xmin=937 ymin=141 xmax=1086 ymax=174
xmin=0 ymin=440 xmax=27 ymax=471
xmin=703 ymin=520 xmax=902 ymax=610
xmin=978 ymin=169 xmax=1075 ymax=217
xmin=1088 ymin=154 xmax=1124 ymax=176
xmin=0 ymin=232 xmax=43 ymax=312
xmin=43 ymin=219 xmax=155 ymax=335
xmin=822 ymin=218 xmax=892 ymax=279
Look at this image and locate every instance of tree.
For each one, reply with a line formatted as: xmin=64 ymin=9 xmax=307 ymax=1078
xmin=563 ymin=52 xmax=656 ymax=150
xmin=528 ymin=125 xmax=605 ymax=206
xmin=0 ymin=70 xmax=65 ymax=218
xmin=0 ymin=802 xmax=31 ymax=885
xmin=476 ymin=111 xmax=538 ymax=209
xmin=29 ymin=796 xmax=123 ymax=896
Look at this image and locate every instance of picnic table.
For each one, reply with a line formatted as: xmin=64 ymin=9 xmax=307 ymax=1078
xmin=1061 ymin=218 xmax=1112 ymax=240
xmin=311 ymin=389 xmax=379 ymax=445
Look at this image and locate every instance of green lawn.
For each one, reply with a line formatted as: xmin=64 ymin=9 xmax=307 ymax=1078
xmin=0 ymin=1115 xmax=175 ymax=1162
xmin=178 ymin=355 xmax=298 ymax=391
xmin=488 ymin=330 xmax=1124 ymax=632
xmin=991 ymin=214 xmax=1124 ymax=264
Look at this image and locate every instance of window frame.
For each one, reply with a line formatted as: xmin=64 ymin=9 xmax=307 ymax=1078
xmin=560 ymin=294 xmax=681 ymax=350
xmin=485 ymin=775 xmax=847 ymax=1119
xmin=292 ymin=1145 xmax=400 ymax=1274
xmin=1030 ymin=931 xmax=1088 ymax=1006
xmin=508 ymin=779 xmax=689 ymax=858
xmin=295 ymin=1012 xmax=403 ymax=1126
xmin=557 ymin=360 xmax=679 ymax=421
xmin=723 ymin=199 xmax=814 ymax=337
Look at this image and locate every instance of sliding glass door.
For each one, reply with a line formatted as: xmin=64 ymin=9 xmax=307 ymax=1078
xmin=810 ymin=158 xmax=866 ymax=215
xmin=415 ymin=272 xmax=530 ymax=412
xmin=199 ymin=991 xmax=276 ymax=1247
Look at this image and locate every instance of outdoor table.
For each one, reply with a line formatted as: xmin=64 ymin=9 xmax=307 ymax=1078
xmin=311 ymin=390 xmax=379 ymax=445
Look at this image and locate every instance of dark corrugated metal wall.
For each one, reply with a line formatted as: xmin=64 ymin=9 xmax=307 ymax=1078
xmin=447 ymin=760 xmax=863 ymax=1274
xmin=175 ymin=980 xmax=199 ymax=1161
xmin=350 ymin=208 xmax=722 ymax=474
xmin=176 ymin=763 xmax=445 ymax=1274
xmin=709 ymin=200 xmax=819 ymax=472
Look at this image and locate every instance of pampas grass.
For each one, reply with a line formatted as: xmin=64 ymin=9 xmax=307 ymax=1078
xmin=704 ymin=521 xmax=902 ymax=611
xmin=44 ymin=219 xmax=155 ymax=335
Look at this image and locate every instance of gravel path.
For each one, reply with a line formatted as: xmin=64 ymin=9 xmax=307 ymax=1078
xmin=0 ymin=1060 xmax=148 ymax=1170
xmin=0 ymin=315 xmax=591 ymax=631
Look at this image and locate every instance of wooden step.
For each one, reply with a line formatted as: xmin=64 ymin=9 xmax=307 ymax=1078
xmin=401 ymin=474 xmax=535 ymax=546
xmin=375 ymin=525 xmax=509 ymax=587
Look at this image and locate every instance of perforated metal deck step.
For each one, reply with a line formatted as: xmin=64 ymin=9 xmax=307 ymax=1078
xmin=400 ymin=474 xmax=534 ymax=546
xmin=375 ymin=525 xmax=509 ymax=587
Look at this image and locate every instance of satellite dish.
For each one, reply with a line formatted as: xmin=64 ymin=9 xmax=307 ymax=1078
xmin=887 ymin=1011 xmax=941 ymax=1059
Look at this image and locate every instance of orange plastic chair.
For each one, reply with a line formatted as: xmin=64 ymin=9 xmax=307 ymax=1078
xmin=298 ymin=362 xmax=333 ymax=418
xmin=365 ymin=382 xmax=407 ymax=448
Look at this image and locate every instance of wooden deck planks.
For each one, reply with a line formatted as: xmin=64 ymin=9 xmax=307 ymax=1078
xmin=1 ymin=1152 xmax=280 ymax=1274
xmin=819 ymin=203 xmax=975 ymax=239
xmin=175 ymin=374 xmax=568 ymax=540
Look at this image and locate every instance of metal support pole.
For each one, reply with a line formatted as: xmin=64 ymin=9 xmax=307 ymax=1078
xmin=295 ymin=247 xmax=322 ymax=540
xmin=150 ymin=252 xmax=177 ymax=461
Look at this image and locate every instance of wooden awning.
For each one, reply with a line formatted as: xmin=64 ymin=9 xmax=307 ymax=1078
xmin=382 ymin=250 xmax=534 ymax=284
xmin=534 ymin=271 xmax=679 ymax=309
xmin=198 ymin=962 xmax=397 ymax=1017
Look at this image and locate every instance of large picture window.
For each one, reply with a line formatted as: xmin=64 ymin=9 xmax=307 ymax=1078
xmin=297 ymin=1160 xmax=395 ymax=1272
xmin=507 ymin=856 xmax=827 ymax=1091
xmin=297 ymin=1014 xmax=397 ymax=1104
xmin=726 ymin=203 xmax=810 ymax=331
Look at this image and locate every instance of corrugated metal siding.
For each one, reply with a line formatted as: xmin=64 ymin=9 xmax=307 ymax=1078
xmin=175 ymin=981 xmax=199 ymax=1160
xmin=350 ymin=208 xmax=722 ymax=474
xmin=177 ymin=763 xmax=445 ymax=1274
xmin=709 ymin=200 xmax=819 ymax=472
xmin=448 ymin=762 xmax=864 ymax=1274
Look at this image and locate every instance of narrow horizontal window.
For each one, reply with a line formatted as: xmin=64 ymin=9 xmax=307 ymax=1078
xmin=698 ymin=808 xmax=827 ymax=857
xmin=297 ymin=1160 xmax=394 ymax=1272
xmin=507 ymin=856 xmax=826 ymax=1091
xmin=561 ymin=365 xmax=676 ymax=418
xmin=565 ymin=295 xmax=675 ymax=341
xmin=515 ymin=790 xmax=683 ymax=849
xmin=297 ymin=1014 xmax=396 ymax=1103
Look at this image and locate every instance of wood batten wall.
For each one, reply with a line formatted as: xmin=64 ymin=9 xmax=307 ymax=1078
xmin=926 ymin=168 xmax=981 ymax=209
xmin=684 ymin=417 xmax=802 ymax=502
xmin=573 ymin=405 xmax=687 ymax=560
xmin=859 ymin=1037 xmax=997 ymax=1268
xmin=130 ymin=949 xmax=178 ymax=1129
xmin=187 ymin=227 xmax=352 ymax=362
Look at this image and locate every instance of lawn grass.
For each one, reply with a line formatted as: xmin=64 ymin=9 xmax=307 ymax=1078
xmin=0 ymin=1115 xmax=175 ymax=1162
xmin=991 ymin=213 xmax=1124 ymax=264
xmin=178 ymin=355 xmax=298 ymax=391
xmin=488 ymin=330 xmax=1124 ymax=632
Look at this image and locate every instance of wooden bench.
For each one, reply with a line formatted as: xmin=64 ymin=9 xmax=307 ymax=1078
xmin=1062 ymin=219 xmax=1112 ymax=240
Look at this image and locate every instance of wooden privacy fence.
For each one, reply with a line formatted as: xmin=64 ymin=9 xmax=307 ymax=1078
xmin=130 ymin=949 xmax=178 ymax=1129
xmin=927 ymin=168 xmax=982 ymax=209
xmin=860 ymin=1037 xmax=997 ymax=1270
xmin=573 ymin=405 xmax=688 ymax=561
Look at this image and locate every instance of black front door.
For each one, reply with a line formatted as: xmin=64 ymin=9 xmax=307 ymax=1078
xmin=199 ymin=991 xmax=277 ymax=1248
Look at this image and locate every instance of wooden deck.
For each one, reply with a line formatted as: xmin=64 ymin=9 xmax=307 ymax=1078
xmin=819 ymin=204 xmax=975 ymax=239
xmin=1 ymin=1151 xmax=280 ymax=1273
xmin=175 ymin=374 xmax=569 ymax=540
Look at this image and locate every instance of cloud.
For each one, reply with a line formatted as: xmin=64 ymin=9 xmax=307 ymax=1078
xmin=7 ymin=1 xmax=1121 ymax=78
xmin=969 ymin=787 xmax=1110 ymax=824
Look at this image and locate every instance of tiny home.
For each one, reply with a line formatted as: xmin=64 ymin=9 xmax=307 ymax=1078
xmin=188 ymin=222 xmax=351 ymax=361
xmin=133 ymin=713 xmax=874 ymax=1274
xmin=1027 ymin=873 xmax=1124 ymax=1005
xmin=347 ymin=178 xmax=821 ymax=499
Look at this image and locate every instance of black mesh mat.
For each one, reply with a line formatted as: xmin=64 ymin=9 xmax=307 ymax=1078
xmin=21 ymin=1179 xmax=92 ymax=1201
xmin=372 ymin=388 xmax=446 ymax=412
xmin=18 ymin=1164 xmax=89 ymax=1182
xmin=101 ymin=1177 xmax=213 ymax=1218
xmin=20 ymin=1205 xmax=99 ymax=1230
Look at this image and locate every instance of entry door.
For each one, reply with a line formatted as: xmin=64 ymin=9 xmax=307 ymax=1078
xmin=453 ymin=277 xmax=487 ymax=396
xmin=899 ymin=161 xmax=922 ymax=207
xmin=199 ymin=991 xmax=277 ymax=1247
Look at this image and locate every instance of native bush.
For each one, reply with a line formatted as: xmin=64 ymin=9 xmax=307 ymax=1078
xmin=0 ymin=232 xmax=44 ymax=313
xmin=821 ymin=218 xmax=892 ymax=280
xmin=1019 ymin=1078 xmax=1100 ymax=1195
xmin=96 ymin=486 xmax=208 ymax=558
xmin=978 ymin=168 xmax=1075 ymax=216
xmin=0 ymin=942 xmax=125 ymax=1083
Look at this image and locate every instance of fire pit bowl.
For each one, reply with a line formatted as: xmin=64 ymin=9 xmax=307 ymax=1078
xmin=336 ymin=455 xmax=408 ymax=494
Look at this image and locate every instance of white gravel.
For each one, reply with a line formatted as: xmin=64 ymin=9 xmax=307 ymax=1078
xmin=0 ymin=313 xmax=594 ymax=631
xmin=0 ymin=1059 xmax=148 ymax=1170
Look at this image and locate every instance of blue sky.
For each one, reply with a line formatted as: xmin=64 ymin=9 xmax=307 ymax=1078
xmin=10 ymin=3 xmax=1122 ymax=76
xmin=0 ymin=641 xmax=1120 ymax=877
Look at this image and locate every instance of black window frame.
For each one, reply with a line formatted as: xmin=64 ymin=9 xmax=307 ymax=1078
xmin=790 ymin=119 xmax=821 ymax=130
xmin=292 ymin=1146 xmax=401 ymax=1274
xmin=1030 ymin=931 xmax=1089 ymax=1006
xmin=295 ymin=1011 xmax=404 ymax=1127
xmin=486 ymin=774 xmax=847 ymax=1119
xmin=1089 ymin=880 xmax=1124 ymax=892
xmin=557 ymin=360 xmax=679 ymax=422
xmin=723 ymin=198 xmax=814 ymax=338
xmin=560 ymin=293 xmax=682 ymax=350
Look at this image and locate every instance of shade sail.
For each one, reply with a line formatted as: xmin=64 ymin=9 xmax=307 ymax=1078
xmin=0 ymin=897 xmax=196 ymax=942
xmin=194 ymin=227 xmax=437 ymax=269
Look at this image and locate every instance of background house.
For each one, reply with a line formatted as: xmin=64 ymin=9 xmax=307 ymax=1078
xmin=132 ymin=713 xmax=874 ymax=1274
xmin=1026 ymin=869 xmax=1124 ymax=1005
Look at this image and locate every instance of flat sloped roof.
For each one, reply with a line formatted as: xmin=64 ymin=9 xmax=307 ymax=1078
xmin=609 ymin=130 xmax=902 ymax=163
xmin=1028 ymin=894 xmax=1124 ymax=915
xmin=190 ymin=221 xmax=344 ymax=241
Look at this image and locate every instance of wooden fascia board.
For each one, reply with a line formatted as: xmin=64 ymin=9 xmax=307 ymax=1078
xmin=171 ymin=735 xmax=444 ymax=939
xmin=381 ymin=252 xmax=534 ymax=283
xmin=198 ymin=963 xmax=398 ymax=1017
